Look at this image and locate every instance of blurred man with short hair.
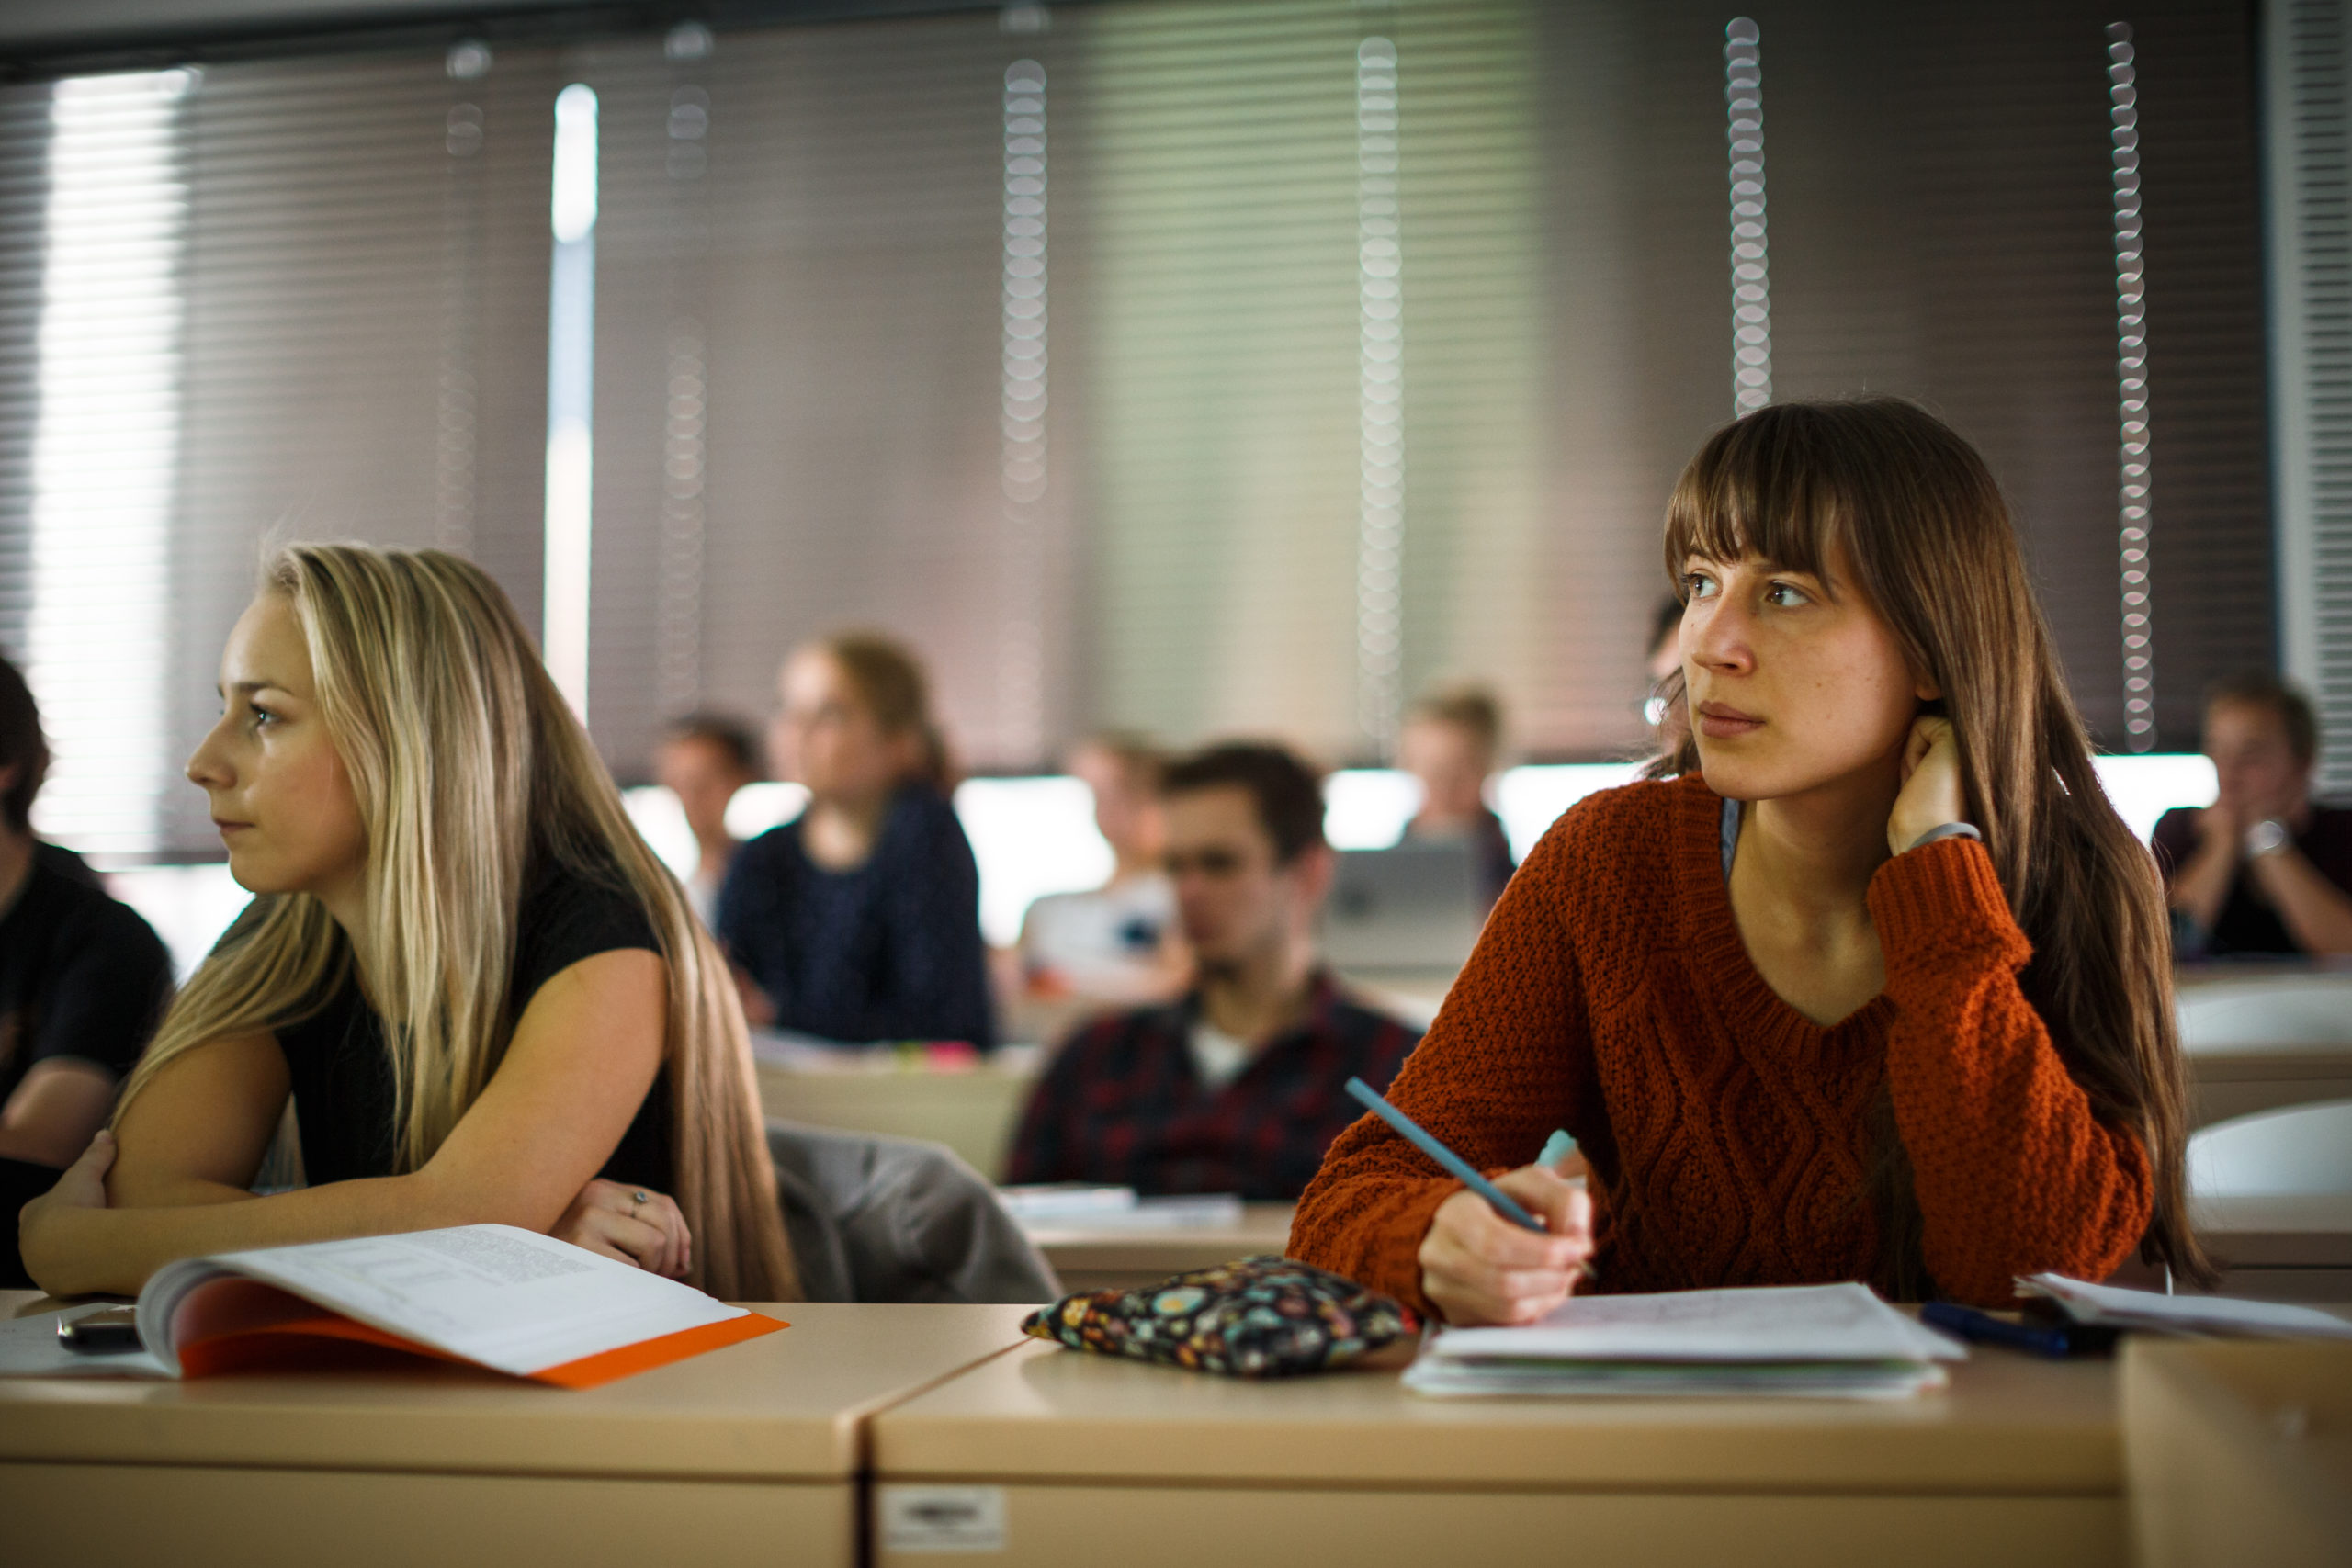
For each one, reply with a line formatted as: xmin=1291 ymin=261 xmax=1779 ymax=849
xmin=1007 ymin=742 xmax=1419 ymax=1199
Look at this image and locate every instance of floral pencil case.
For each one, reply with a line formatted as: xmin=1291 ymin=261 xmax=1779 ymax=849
xmin=1021 ymin=1254 xmax=1418 ymax=1378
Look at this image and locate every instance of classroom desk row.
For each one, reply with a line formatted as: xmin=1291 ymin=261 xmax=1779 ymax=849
xmin=5 ymin=1291 xmax=2345 ymax=1568
xmin=1026 ymin=1196 xmax=2352 ymax=1303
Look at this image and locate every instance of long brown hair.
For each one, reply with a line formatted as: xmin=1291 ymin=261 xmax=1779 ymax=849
xmin=1653 ymin=400 xmax=2211 ymax=1289
xmin=122 ymin=545 xmax=798 ymax=1301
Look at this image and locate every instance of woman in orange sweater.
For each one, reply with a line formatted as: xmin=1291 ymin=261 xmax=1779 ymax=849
xmin=1291 ymin=400 xmax=2208 ymax=1320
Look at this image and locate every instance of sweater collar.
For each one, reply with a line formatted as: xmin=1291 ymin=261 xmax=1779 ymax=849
xmin=1671 ymin=769 xmax=1890 ymax=1045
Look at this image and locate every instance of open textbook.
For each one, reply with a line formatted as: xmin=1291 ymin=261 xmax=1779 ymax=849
xmin=0 ymin=1225 xmax=783 ymax=1387
xmin=1404 ymin=1283 xmax=1966 ymax=1400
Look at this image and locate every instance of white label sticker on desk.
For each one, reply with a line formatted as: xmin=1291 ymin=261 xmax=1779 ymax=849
xmin=878 ymin=1485 xmax=1006 ymax=1553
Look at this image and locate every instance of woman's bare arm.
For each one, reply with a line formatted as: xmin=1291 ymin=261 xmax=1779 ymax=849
xmin=105 ymin=1030 xmax=292 ymax=1206
xmin=21 ymin=948 xmax=667 ymax=1296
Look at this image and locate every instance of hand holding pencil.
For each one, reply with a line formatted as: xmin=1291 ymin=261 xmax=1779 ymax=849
xmin=1342 ymin=1078 xmax=1597 ymax=1327
xmin=1416 ymin=1163 xmax=1596 ymax=1326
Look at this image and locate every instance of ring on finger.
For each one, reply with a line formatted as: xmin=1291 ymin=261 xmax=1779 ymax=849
xmin=630 ymin=1188 xmax=650 ymax=1217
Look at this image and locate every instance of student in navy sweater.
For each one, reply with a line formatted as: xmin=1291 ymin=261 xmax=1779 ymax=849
xmin=718 ymin=633 xmax=995 ymax=1050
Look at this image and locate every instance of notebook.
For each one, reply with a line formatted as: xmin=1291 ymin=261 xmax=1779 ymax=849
xmin=1404 ymin=1282 xmax=1964 ymax=1400
xmin=0 ymin=1224 xmax=784 ymax=1386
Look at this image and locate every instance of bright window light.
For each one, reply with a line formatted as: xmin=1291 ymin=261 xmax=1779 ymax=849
xmin=29 ymin=70 xmax=192 ymax=855
xmin=2092 ymin=752 xmax=2213 ymax=843
xmin=1325 ymin=767 xmax=1421 ymax=850
xmin=955 ymin=776 xmax=1113 ymax=947
xmin=544 ymin=83 xmax=597 ymax=720
xmin=999 ymin=61 xmax=1048 ymax=754
xmin=1356 ymin=37 xmax=1405 ymax=750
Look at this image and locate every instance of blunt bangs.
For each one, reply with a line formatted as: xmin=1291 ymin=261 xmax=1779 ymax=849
xmin=1662 ymin=405 xmax=1876 ymax=595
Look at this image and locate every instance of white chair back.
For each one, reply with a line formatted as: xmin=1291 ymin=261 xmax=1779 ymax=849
xmin=2188 ymin=1099 xmax=2352 ymax=1198
xmin=2176 ymin=976 xmax=2352 ymax=1052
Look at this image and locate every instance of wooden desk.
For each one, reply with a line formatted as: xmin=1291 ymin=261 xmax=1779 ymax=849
xmin=2193 ymin=1191 xmax=2352 ymax=1303
xmin=1023 ymin=1203 xmax=1296 ymax=1293
xmin=871 ymin=1337 xmax=2126 ymax=1567
xmin=0 ymin=1298 xmax=1032 ymax=1568
xmin=755 ymin=1059 xmax=1038 ymax=1181
xmin=2122 ymin=1337 xmax=2352 ymax=1568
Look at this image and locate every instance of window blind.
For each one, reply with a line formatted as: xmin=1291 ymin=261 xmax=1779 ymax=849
xmin=0 ymin=0 xmax=2275 ymax=866
xmin=2270 ymin=0 xmax=2352 ymax=793
xmin=0 ymin=48 xmax=560 ymax=858
xmin=1750 ymin=0 xmax=2269 ymax=751
xmin=573 ymin=12 xmax=1059 ymax=777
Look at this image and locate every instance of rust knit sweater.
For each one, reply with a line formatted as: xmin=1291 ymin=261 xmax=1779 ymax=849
xmin=1290 ymin=771 xmax=2153 ymax=1311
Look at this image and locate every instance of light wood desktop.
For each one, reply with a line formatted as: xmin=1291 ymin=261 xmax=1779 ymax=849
xmin=1023 ymin=1203 xmax=1296 ymax=1293
xmin=0 ymin=1296 xmax=1033 ymax=1568
xmin=2121 ymin=1337 xmax=2352 ymax=1568
xmin=871 ymin=1334 xmax=2127 ymax=1568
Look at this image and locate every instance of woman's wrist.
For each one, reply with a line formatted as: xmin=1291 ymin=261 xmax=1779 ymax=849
xmin=1904 ymin=820 xmax=1982 ymax=855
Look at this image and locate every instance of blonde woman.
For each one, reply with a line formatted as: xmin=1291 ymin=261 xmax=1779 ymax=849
xmin=17 ymin=545 xmax=797 ymax=1301
xmin=717 ymin=633 xmax=994 ymax=1049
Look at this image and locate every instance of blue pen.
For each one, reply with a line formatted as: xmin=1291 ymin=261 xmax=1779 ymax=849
xmin=1344 ymin=1077 xmax=1545 ymax=1233
xmin=1921 ymin=1301 xmax=2089 ymax=1359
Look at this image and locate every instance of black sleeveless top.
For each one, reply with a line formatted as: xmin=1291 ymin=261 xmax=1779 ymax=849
xmin=273 ymin=855 xmax=670 ymax=1189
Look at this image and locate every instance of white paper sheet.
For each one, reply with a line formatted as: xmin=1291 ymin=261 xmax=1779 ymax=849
xmin=1429 ymin=1283 xmax=1965 ymax=1365
xmin=2018 ymin=1273 xmax=2352 ymax=1340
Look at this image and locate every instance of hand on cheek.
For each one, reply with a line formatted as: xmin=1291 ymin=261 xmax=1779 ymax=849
xmin=1887 ymin=716 xmax=1967 ymax=856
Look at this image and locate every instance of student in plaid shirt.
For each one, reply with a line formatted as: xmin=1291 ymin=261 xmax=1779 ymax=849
xmin=1006 ymin=743 xmax=1422 ymax=1201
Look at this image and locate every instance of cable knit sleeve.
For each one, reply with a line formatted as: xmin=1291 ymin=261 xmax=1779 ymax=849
xmin=1288 ymin=818 xmax=1599 ymax=1316
xmin=1868 ymin=837 xmax=2154 ymax=1304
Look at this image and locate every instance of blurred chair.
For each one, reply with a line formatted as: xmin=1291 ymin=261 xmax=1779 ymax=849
xmin=2177 ymin=976 xmax=2352 ymax=1051
xmin=767 ymin=1120 xmax=1057 ymax=1303
xmin=2188 ymin=1100 xmax=2352 ymax=1198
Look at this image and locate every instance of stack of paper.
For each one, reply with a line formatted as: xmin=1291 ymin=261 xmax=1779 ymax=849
xmin=1404 ymin=1283 xmax=1966 ymax=1400
xmin=2018 ymin=1273 xmax=2352 ymax=1339
xmin=995 ymin=1184 xmax=1141 ymax=1223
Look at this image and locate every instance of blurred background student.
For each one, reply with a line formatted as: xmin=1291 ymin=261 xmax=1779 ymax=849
xmin=1014 ymin=732 xmax=1184 ymax=1010
xmin=653 ymin=711 xmax=761 ymax=930
xmin=0 ymin=653 xmax=174 ymax=1283
xmin=718 ymin=632 xmax=995 ymax=1050
xmin=2155 ymin=672 xmax=2352 ymax=958
xmin=1007 ymin=742 xmax=1420 ymax=1200
xmin=1645 ymin=596 xmax=1690 ymax=749
xmin=1397 ymin=684 xmax=1515 ymax=907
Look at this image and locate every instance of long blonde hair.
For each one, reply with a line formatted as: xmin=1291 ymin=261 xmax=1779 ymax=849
xmin=119 ymin=544 xmax=797 ymax=1300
